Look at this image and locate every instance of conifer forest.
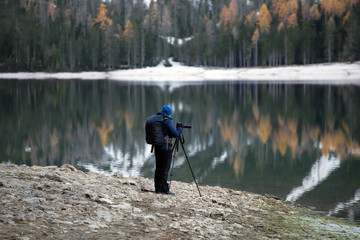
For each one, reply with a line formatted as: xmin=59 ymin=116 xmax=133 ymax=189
xmin=1 ymin=0 xmax=359 ymax=72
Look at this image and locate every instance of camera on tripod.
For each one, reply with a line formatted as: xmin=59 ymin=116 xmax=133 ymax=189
xmin=177 ymin=122 xmax=192 ymax=129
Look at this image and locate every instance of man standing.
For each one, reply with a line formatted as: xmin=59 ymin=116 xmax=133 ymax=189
xmin=154 ymin=105 xmax=182 ymax=195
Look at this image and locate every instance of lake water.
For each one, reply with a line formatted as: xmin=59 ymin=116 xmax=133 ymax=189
xmin=1 ymin=79 xmax=360 ymax=224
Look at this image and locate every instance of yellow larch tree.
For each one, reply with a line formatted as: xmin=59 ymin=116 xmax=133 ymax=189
xmin=309 ymin=4 xmax=321 ymax=21
xmin=245 ymin=10 xmax=257 ymax=28
xmin=252 ymin=28 xmax=260 ymax=46
xmin=321 ymin=0 xmax=347 ymax=17
xmin=124 ymin=20 xmax=134 ymax=41
xmin=229 ymin=0 xmax=238 ymax=27
xmin=257 ymin=4 xmax=272 ymax=33
xmin=91 ymin=3 xmax=112 ymax=30
xmin=302 ymin=2 xmax=321 ymax=21
xmin=219 ymin=5 xmax=230 ymax=31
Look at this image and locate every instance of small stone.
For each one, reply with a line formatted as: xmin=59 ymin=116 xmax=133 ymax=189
xmin=23 ymin=197 xmax=46 ymax=204
xmin=150 ymin=202 xmax=166 ymax=209
xmin=96 ymin=198 xmax=113 ymax=204
xmin=233 ymin=223 xmax=244 ymax=229
xmin=18 ymin=237 xmax=30 ymax=240
xmin=133 ymin=207 xmax=142 ymax=214
xmin=111 ymin=202 xmax=132 ymax=210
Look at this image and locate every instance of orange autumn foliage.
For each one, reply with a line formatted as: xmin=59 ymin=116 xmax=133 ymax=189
xmin=273 ymin=0 xmax=298 ymax=30
xmin=257 ymin=4 xmax=272 ymax=33
xmin=219 ymin=5 xmax=230 ymax=31
xmin=91 ymin=3 xmax=112 ymax=30
xmin=309 ymin=4 xmax=321 ymax=21
xmin=245 ymin=11 xmax=257 ymax=28
xmin=124 ymin=20 xmax=134 ymax=40
xmin=252 ymin=28 xmax=260 ymax=45
xmin=229 ymin=0 xmax=238 ymax=27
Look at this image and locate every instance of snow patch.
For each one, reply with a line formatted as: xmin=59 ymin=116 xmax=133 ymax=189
xmin=161 ymin=36 xmax=193 ymax=46
xmin=1 ymin=60 xmax=359 ymax=85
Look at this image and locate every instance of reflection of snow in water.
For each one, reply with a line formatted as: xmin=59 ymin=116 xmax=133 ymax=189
xmin=211 ymin=152 xmax=228 ymax=169
xmin=286 ymin=154 xmax=341 ymax=202
xmin=170 ymin=135 xmax=210 ymax=169
xmin=80 ymin=144 xmax=153 ymax=177
xmin=198 ymin=151 xmax=228 ymax=183
xmin=328 ymin=188 xmax=360 ymax=217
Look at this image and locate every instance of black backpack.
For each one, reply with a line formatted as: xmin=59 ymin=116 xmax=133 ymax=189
xmin=145 ymin=114 xmax=169 ymax=145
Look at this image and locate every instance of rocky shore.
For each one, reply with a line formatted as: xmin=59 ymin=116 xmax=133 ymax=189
xmin=1 ymin=164 xmax=359 ymax=240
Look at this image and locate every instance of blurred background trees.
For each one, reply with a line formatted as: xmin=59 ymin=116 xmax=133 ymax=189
xmin=0 ymin=0 xmax=359 ymax=71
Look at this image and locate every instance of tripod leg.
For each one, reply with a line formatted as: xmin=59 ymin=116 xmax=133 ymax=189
xmin=179 ymin=140 xmax=202 ymax=197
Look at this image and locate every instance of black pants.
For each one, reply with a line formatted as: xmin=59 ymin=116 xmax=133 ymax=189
xmin=154 ymin=148 xmax=172 ymax=193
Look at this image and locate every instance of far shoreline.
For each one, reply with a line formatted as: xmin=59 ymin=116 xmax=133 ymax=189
xmin=0 ymin=61 xmax=359 ymax=85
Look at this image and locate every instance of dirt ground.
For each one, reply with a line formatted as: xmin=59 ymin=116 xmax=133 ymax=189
xmin=1 ymin=164 xmax=359 ymax=240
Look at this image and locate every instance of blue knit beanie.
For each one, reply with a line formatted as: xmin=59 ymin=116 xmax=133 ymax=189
xmin=162 ymin=105 xmax=172 ymax=116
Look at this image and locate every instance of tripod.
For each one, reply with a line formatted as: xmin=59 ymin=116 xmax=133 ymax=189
xmin=169 ymin=133 xmax=202 ymax=197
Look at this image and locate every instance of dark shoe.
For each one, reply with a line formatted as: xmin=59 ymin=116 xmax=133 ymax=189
xmin=163 ymin=191 xmax=175 ymax=195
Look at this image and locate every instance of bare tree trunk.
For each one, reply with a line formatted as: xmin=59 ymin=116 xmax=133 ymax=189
xmin=133 ymin=41 xmax=137 ymax=68
xmin=327 ymin=38 xmax=331 ymax=62
xmin=239 ymin=47 xmax=242 ymax=67
xmin=127 ymin=41 xmax=131 ymax=67
xmin=141 ymin=30 xmax=145 ymax=68
xmin=243 ymin=40 xmax=246 ymax=67
xmin=284 ymin=35 xmax=288 ymax=65
xmin=27 ymin=46 xmax=30 ymax=69
xmin=254 ymin=43 xmax=258 ymax=66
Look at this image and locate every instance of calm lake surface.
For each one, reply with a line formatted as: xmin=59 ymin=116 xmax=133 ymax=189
xmin=1 ymin=79 xmax=360 ymax=224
